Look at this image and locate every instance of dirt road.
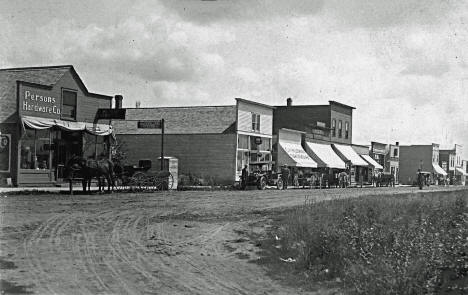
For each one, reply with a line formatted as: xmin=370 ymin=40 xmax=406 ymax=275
xmin=1 ymin=186 xmax=466 ymax=294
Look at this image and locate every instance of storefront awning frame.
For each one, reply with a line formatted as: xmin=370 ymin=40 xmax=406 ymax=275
xmin=21 ymin=115 xmax=113 ymax=136
xmin=332 ymin=144 xmax=369 ymax=167
xmin=432 ymin=163 xmax=448 ymax=176
xmin=305 ymin=142 xmax=346 ymax=169
xmin=278 ymin=141 xmax=318 ymax=168
xmin=360 ymin=154 xmax=384 ymax=170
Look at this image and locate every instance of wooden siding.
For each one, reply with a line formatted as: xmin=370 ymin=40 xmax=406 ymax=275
xmin=0 ymin=123 xmax=19 ymax=185
xmin=117 ymin=133 xmax=237 ymax=184
xmin=237 ymin=100 xmax=273 ymax=136
xmin=18 ymin=71 xmax=111 ymax=124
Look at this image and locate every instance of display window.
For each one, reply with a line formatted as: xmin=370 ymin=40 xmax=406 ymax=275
xmin=83 ymin=132 xmax=108 ymax=160
xmin=0 ymin=134 xmax=11 ymax=172
xmin=20 ymin=128 xmax=51 ymax=170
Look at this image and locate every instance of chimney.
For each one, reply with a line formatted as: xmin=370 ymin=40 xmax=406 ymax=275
xmin=135 ymin=100 xmax=141 ymax=108
xmin=396 ymin=142 xmax=399 ymax=146
xmin=286 ymin=97 xmax=292 ymax=106
xmin=114 ymin=95 xmax=123 ymax=109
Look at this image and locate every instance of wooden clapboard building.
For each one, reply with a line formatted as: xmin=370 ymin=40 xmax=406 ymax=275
xmin=0 ymin=65 xmax=117 ymax=186
xmin=112 ymin=98 xmax=274 ymax=185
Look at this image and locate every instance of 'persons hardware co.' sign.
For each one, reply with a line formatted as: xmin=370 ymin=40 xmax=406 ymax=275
xmin=22 ymin=90 xmax=61 ymax=115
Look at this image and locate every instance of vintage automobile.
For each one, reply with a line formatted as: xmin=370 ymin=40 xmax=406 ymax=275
xmin=240 ymin=162 xmax=284 ymax=190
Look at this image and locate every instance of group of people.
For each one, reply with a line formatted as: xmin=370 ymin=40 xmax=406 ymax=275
xmin=240 ymin=164 xmax=352 ymax=190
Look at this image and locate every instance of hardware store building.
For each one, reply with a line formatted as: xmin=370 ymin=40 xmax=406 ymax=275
xmin=0 ymin=65 xmax=114 ymax=186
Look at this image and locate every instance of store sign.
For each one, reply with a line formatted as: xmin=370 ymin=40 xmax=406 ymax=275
xmin=138 ymin=120 xmax=163 ymax=129
xmin=97 ymin=108 xmax=126 ymax=120
xmin=0 ymin=134 xmax=11 ymax=172
xmin=21 ymin=90 xmax=61 ymax=116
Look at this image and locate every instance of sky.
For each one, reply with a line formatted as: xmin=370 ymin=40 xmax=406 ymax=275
xmin=1 ymin=0 xmax=467 ymax=156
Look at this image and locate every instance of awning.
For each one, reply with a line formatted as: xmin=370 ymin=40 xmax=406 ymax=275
xmin=305 ymin=142 xmax=346 ymax=169
xmin=360 ymin=154 xmax=384 ymax=170
xmin=22 ymin=116 xmax=113 ymax=136
xmin=432 ymin=163 xmax=448 ymax=176
xmin=456 ymin=167 xmax=467 ymax=176
xmin=332 ymin=144 xmax=369 ymax=166
xmin=278 ymin=141 xmax=317 ymax=168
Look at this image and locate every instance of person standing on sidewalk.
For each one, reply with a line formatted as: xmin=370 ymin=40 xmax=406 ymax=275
xmin=281 ymin=165 xmax=290 ymax=190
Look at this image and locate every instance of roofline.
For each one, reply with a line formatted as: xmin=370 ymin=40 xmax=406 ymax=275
xmin=3 ymin=64 xmax=112 ymax=100
xmin=278 ymin=128 xmax=306 ymax=134
xmin=235 ymin=98 xmax=276 ymax=109
xmin=329 ymin=100 xmax=356 ymax=109
xmin=124 ymin=105 xmax=236 ymax=110
xmin=275 ymin=104 xmax=329 ymax=108
xmin=0 ymin=65 xmax=73 ymax=71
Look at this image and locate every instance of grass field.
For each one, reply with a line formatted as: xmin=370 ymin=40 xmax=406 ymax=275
xmin=258 ymin=190 xmax=468 ymax=294
xmin=0 ymin=186 xmax=467 ymax=294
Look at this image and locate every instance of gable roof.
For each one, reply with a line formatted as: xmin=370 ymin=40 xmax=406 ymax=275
xmin=0 ymin=65 xmax=111 ymax=99
xmin=113 ymin=106 xmax=237 ymax=135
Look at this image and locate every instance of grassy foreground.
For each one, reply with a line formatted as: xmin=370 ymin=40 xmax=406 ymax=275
xmin=259 ymin=190 xmax=468 ymax=294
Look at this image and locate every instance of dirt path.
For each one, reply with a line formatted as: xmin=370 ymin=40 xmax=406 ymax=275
xmin=1 ymin=186 xmax=466 ymax=294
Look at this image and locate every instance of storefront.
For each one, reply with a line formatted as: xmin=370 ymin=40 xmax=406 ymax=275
xmin=360 ymin=154 xmax=384 ymax=184
xmin=0 ymin=65 xmax=114 ymax=186
xmin=332 ymin=143 xmax=369 ymax=186
xmin=304 ymin=141 xmax=346 ymax=186
xmin=275 ymin=129 xmax=317 ymax=186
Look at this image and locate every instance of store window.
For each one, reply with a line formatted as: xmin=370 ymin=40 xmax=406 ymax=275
xmin=251 ymin=113 xmax=260 ymax=132
xmin=345 ymin=122 xmax=349 ymax=139
xmin=331 ymin=119 xmax=336 ymax=137
xmin=250 ymin=136 xmax=271 ymax=151
xmin=83 ymin=133 xmax=108 ymax=159
xmin=20 ymin=128 xmax=51 ymax=169
xmin=237 ymin=150 xmax=249 ymax=172
xmin=238 ymin=134 xmax=249 ymax=149
xmin=62 ymin=89 xmax=77 ymax=120
xmin=0 ymin=134 xmax=11 ymax=172
xmin=338 ymin=120 xmax=342 ymax=138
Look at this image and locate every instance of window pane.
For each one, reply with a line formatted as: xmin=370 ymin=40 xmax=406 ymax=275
xmin=20 ymin=129 xmax=36 ymax=169
xmin=63 ymin=91 xmax=77 ymax=106
xmin=35 ymin=129 xmax=50 ymax=169
xmin=238 ymin=135 xmax=249 ymax=149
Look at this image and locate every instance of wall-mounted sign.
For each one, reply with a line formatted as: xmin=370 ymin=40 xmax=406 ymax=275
xmin=137 ymin=120 xmax=163 ymax=129
xmin=97 ymin=108 xmax=126 ymax=120
xmin=19 ymin=86 xmax=61 ymax=119
xmin=0 ymin=134 xmax=11 ymax=172
xmin=22 ymin=90 xmax=60 ymax=115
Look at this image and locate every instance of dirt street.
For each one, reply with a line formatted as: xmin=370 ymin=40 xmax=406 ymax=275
xmin=0 ymin=186 xmax=466 ymax=295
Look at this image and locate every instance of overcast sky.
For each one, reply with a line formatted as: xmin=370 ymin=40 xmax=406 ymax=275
xmin=1 ymin=0 xmax=467 ymax=155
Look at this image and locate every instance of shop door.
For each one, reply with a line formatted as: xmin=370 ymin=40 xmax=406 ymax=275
xmin=54 ymin=130 xmax=83 ymax=181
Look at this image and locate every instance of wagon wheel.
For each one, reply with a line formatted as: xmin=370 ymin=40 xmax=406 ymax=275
xmin=155 ymin=173 xmax=174 ymax=190
xmin=276 ymin=178 xmax=284 ymax=190
xmin=257 ymin=176 xmax=267 ymax=190
xmin=130 ymin=172 xmax=147 ymax=190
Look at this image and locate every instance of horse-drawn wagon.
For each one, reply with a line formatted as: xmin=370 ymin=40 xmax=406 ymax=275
xmin=114 ymin=159 xmax=174 ymax=191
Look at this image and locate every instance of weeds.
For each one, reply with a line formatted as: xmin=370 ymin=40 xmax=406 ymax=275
xmin=269 ymin=191 xmax=468 ymax=294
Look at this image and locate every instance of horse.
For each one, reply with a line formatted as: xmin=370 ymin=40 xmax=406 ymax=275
xmin=374 ymin=172 xmax=395 ymax=187
xmin=66 ymin=156 xmax=115 ymax=193
xmin=338 ymin=171 xmax=348 ymax=188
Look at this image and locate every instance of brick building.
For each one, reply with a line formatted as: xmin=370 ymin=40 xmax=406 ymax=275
xmin=273 ymin=98 xmax=367 ymax=186
xmin=0 ymin=65 xmax=114 ymax=186
xmin=399 ymin=144 xmax=446 ymax=185
xmin=112 ymin=98 xmax=274 ymax=185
